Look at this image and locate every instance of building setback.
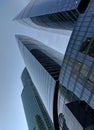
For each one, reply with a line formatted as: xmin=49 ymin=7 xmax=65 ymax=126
xmin=21 ymin=68 xmax=54 ymax=130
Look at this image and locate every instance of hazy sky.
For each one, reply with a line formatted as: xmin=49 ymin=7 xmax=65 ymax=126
xmin=0 ymin=0 xmax=71 ymax=130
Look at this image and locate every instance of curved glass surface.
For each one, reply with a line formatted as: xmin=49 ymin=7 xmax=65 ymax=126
xmin=16 ymin=35 xmax=61 ymax=122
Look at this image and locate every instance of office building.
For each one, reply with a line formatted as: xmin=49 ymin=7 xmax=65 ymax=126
xmin=21 ymin=68 xmax=54 ymax=130
xmin=15 ymin=1 xmax=94 ymax=130
xmin=16 ymin=35 xmax=63 ymax=130
xmin=14 ymin=0 xmax=90 ymax=31
xmin=59 ymin=1 xmax=94 ymax=129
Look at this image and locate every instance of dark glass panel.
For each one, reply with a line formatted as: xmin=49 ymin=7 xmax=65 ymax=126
xmin=78 ymin=0 xmax=90 ymax=13
xmin=80 ymin=37 xmax=94 ymax=58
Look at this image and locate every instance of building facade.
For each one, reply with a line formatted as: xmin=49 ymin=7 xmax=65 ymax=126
xmin=16 ymin=35 xmax=63 ymax=130
xmin=21 ymin=68 xmax=54 ymax=130
xmin=59 ymin=1 xmax=94 ymax=129
xmin=14 ymin=0 xmax=90 ymax=31
xmin=15 ymin=0 xmax=94 ymax=130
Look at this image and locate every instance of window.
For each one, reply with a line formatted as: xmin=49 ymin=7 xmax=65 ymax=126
xmin=80 ymin=37 xmax=94 ymax=58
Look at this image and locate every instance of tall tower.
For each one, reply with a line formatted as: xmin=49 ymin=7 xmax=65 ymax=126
xmin=59 ymin=1 xmax=94 ymax=129
xmin=15 ymin=1 xmax=94 ymax=130
xmin=21 ymin=68 xmax=54 ymax=130
xmin=16 ymin=35 xmax=63 ymax=130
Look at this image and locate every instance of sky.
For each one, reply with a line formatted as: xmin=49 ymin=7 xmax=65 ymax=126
xmin=0 ymin=0 xmax=71 ymax=130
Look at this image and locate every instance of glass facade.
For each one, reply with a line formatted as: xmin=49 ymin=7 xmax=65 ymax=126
xmin=16 ymin=35 xmax=62 ymax=129
xmin=59 ymin=1 xmax=94 ymax=129
xmin=34 ymin=115 xmax=46 ymax=130
xmin=15 ymin=1 xmax=94 ymax=129
xmin=21 ymin=68 xmax=54 ymax=130
xmin=16 ymin=35 xmax=63 ymax=65
xmin=31 ymin=9 xmax=79 ymax=30
xmin=15 ymin=0 xmax=90 ymax=31
xmin=31 ymin=49 xmax=60 ymax=80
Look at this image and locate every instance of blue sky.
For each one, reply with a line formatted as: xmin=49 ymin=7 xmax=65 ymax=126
xmin=0 ymin=0 xmax=71 ymax=130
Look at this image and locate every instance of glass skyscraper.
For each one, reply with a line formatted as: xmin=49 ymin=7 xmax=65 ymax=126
xmin=21 ymin=68 xmax=54 ymax=130
xmin=15 ymin=0 xmax=94 ymax=130
xmin=59 ymin=1 xmax=94 ymax=130
xmin=16 ymin=35 xmax=63 ymax=130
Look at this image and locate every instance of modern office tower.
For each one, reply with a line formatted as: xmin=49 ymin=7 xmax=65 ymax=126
xmin=16 ymin=35 xmax=63 ymax=130
xmin=59 ymin=1 xmax=94 ymax=130
xmin=15 ymin=1 xmax=94 ymax=130
xmin=21 ymin=68 xmax=54 ymax=130
xmin=14 ymin=0 xmax=90 ymax=31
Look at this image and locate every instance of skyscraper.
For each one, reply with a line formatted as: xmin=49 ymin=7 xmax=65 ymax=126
xmin=15 ymin=0 xmax=94 ymax=130
xmin=16 ymin=35 xmax=63 ymax=130
xmin=21 ymin=68 xmax=54 ymax=130
xmin=59 ymin=1 xmax=94 ymax=129
xmin=14 ymin=0 xmax=90 ymax=31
